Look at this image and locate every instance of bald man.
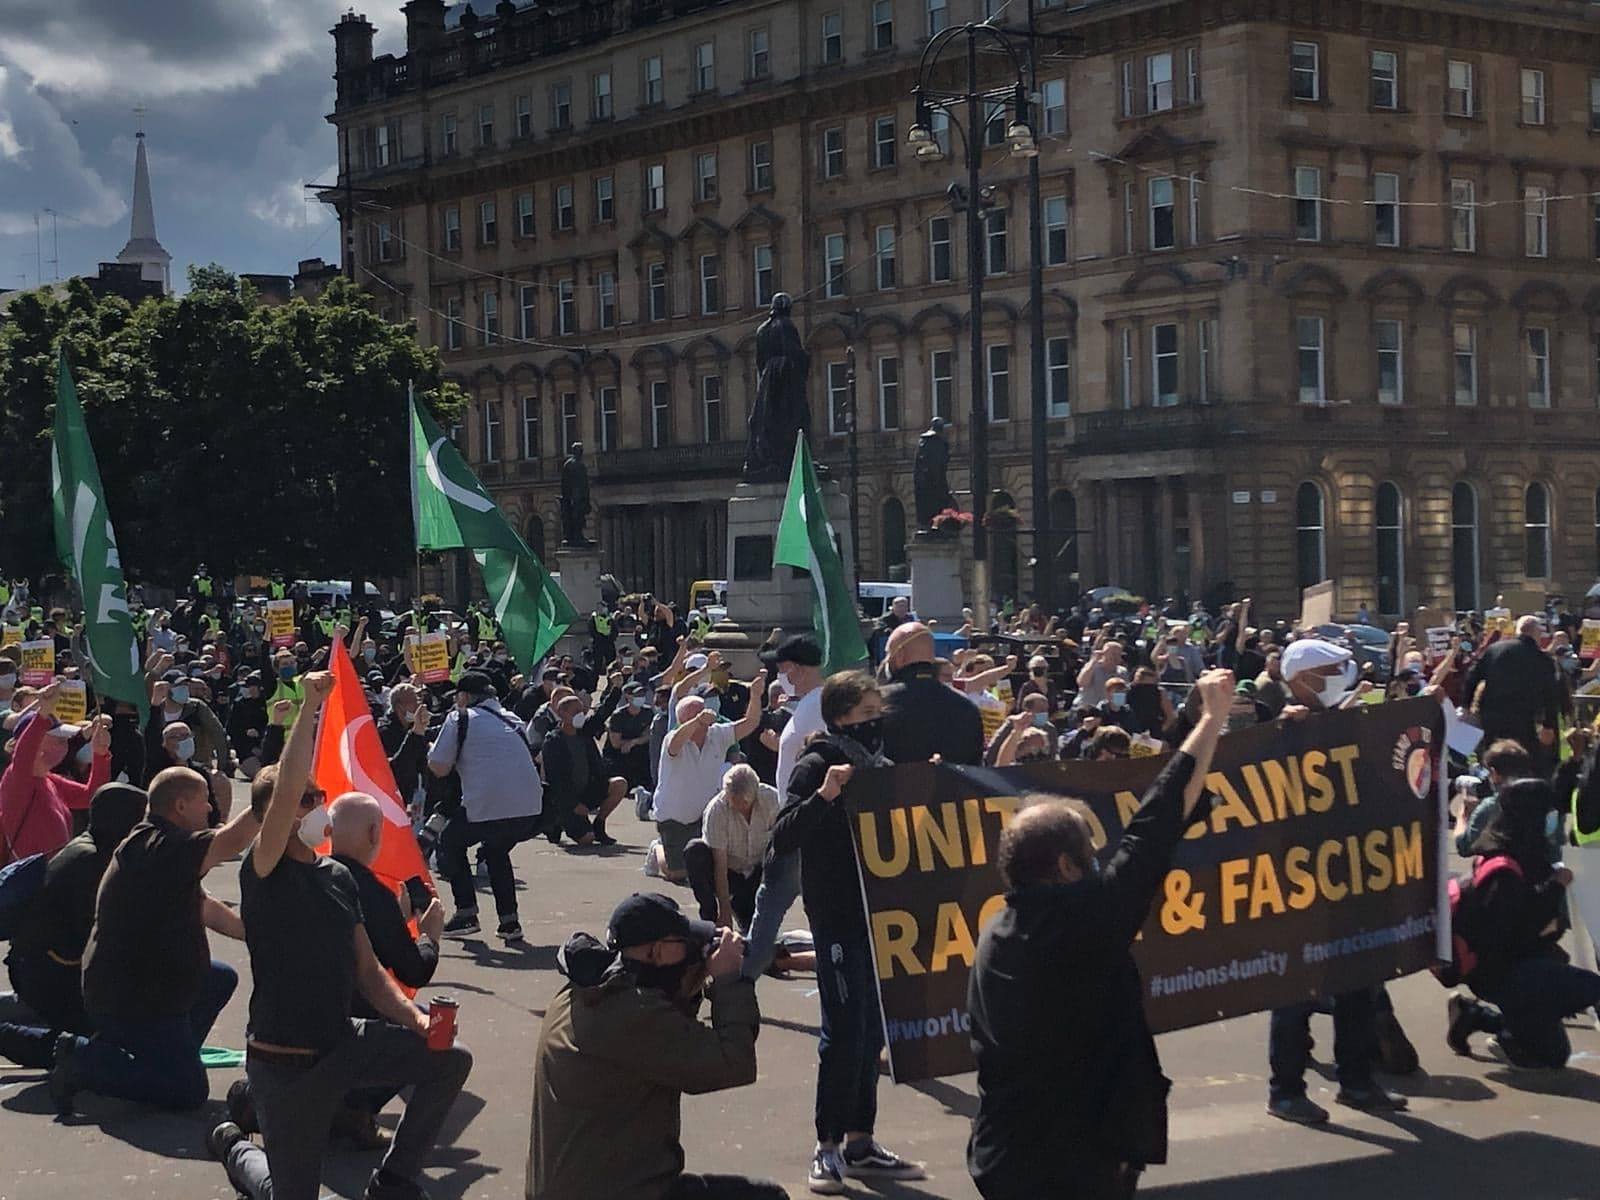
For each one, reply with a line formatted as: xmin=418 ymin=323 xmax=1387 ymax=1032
xmin=880 ymin=622 xmax=984 ymax=765
xmin=1463 ymin=612 xmax=1564 ymax=766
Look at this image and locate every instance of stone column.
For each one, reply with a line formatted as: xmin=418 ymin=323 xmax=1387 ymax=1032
xmin=908 ymin=532 xmax=966 ymax=630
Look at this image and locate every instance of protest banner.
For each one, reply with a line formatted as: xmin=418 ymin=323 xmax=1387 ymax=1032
xmin=54 ymin=679 xmax=87 ymax=725
xmin=266 ymin=599 xmax=296 ymax=649
xmin=847 ymin=697 xmax=1448 ymax=1082
xmin=1298 ymin=580 xmax=1335 ymax=630
xmin=19 ymin=640 xmax=54 ymax=687
xmin=1424 ymin=626 xmax=1455 ymax=663
xmin=406 ymin=632 xmax=451 ymax=684
xmin=1 ymin=625 xmax=19 ymax=648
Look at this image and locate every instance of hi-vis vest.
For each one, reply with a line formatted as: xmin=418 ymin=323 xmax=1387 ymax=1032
xmin=0 ymin=582 xmax=10 ymax=607
xmin=268 ymin=581 xmax=287 ymax=600
xmin=688 ymin=612 xmax=711 ymax=639
xmin=476 ymin=612 xmax=498 ymax=641
xmin=272 ymin=674 xmax=305 ymax=728
xmin=592 ymin=612 xmax=613 ymax=637
xmin=195 ymin=575 xmax=214 ymax=597
xmin=316 ymin=617 xmax=336 ymax=640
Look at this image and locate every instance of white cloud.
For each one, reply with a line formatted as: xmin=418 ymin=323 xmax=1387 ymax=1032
xmin=0 ymin=64 xmax=123 ymax=236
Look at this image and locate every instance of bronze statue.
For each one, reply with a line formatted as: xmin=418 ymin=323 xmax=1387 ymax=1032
xmin=559 ymin=442 xmax=592 ymax=546
xmin=743 ymin=293 xmax=812 ymax=484
xmin=913 ymin=417 xmax=954 ymax=529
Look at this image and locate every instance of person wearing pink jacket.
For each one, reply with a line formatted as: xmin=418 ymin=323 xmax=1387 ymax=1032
xmin=0 ymin=683 xmax=112 ymax=863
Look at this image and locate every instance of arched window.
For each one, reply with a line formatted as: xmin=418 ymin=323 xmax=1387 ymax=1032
xmin=991 ymin=489 xmax=1020 ymax=604
xmin=524 ymin=514 xmax=545 ymax=563
xmin=1295 ymin=481 xmax=1326 ymax=591
xmin=1375 ymin=482 xmax=1404 ymax=618
xmin=1452 ymin=482 xmax=1479 ymax=611
xmin=881 ymin=498 xmax=907 ymax=579
xmin=1525 ymin=482 xmax=1552 ymax=579
xmin=1049 ymin=489 xmax=1079 ymax=596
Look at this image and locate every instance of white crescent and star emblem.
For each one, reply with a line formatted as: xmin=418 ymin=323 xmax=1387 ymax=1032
xmin=425 ymin=437 xmax=495 ymax=513
xmin=338 ymin=713 xmax=412 ymax=828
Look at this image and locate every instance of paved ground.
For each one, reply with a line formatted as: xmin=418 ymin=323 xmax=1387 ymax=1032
xmin=5 ymin=796 xmax=1600 ymax=1200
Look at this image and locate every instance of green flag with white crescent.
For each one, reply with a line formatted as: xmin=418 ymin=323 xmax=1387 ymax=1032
xmin=50 ymin=350 xmax=146 ymax=718
xmin=474 ymin=548 xmax=579 ymax=666
xmin=773 ymin=434 xmax=866 ymax=675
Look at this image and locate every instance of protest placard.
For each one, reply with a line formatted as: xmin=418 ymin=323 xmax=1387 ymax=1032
xmin=406 ymin=632 xmax=451 ymax=684
xmin=1298 ymin=580 xmax=1335 ymax=629
xmin=847 ymin=698 xmax=1447 ymax=1082
xmin=19 ymin=640 xmax=54 ymax=687
xmin=1 ymin=626 xmax=20 ymax=648
xmin=55 ymin=679 xmax=88 ymax=725
xmin=266 ymin=599 xmax=296 ymax=649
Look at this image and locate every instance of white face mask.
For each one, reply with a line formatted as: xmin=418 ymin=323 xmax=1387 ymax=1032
xmin=1316 ymin=663 xmax=1356 ymax=709
xmin=779 ymin=669 xmax=799 ymax=694
xmin=297 ymin=805 xmax=331 ymax=848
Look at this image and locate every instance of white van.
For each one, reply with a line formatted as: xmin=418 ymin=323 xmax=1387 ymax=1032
xmin=858 ymin=581 xmax=912 ymax=620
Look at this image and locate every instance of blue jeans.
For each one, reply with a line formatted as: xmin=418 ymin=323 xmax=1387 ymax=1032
xmin=72 ymin=959 xmax=238 ymax=1111
xmin=740 ymin=851 xmax=801 ymax=981
xmin=1268 ymin=989 xmax=1374 ymax=1102
xmin=1480 ymin=955 xmax=1600 ymax=1067
xmin=813 ymin=927 xmax=882 ymax=1146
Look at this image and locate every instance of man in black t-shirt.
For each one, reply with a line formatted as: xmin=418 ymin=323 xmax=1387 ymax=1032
xmin=604 ymin=682 xmax=655 ymax=790
xmin=210 ymin=672 xmax=472 ymax=1200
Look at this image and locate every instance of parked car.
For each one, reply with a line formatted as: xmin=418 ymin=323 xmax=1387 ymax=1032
xmin=1312 ymin=622 xmax=1393 ymax=681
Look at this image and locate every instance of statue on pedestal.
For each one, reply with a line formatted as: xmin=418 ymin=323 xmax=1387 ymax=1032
xmin=559 ymin=442 xmax=592 ymax=547
xmin=913 ymin=417 xmax=954 ymax=530
xmin=743 ymin=293 xmax=812 ymax=484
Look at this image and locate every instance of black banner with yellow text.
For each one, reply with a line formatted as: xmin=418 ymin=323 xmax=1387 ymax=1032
xmin=848 ymin=698 xmax=1448 ymax=1082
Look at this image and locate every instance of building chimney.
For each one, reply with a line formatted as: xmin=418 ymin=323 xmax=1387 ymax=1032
xmin=403 ymin=0 xmax=448 ymax=51
xmin=332 ymin=10 xmax=376 ymax=71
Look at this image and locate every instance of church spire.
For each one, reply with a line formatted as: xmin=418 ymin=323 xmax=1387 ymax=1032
xmin=116 ymin=111 xmax=172 ymax=294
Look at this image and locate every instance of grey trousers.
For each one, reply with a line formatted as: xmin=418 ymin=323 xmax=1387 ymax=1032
xmin=225 ymin=1020 xmax=473 ymax=1200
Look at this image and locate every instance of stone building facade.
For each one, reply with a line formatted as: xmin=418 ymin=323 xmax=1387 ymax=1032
xmin=328 ymin=0 xmax=1600 ymax=620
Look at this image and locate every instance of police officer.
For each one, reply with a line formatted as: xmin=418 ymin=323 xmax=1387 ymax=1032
xmin=687 ymin=608 xmax=712 ymax=642
xmin=191 ymin=563 xmax=214 ymax=604
xmin=267 ymin=572 xmax=288 ymax=602
xmin=590 ymin=606 xmax=614 ymax=669
xmin=474 ymin=600 xmax=501 ymax=648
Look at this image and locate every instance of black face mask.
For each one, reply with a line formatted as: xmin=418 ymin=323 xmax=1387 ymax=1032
xmin=835 ymin=716 xmax=884 ymax=757
xmin=632 ymin=956 xmax=700 ymax=1000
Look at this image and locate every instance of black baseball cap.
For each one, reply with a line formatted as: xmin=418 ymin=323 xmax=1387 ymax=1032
xmin=761 ymin=633 xmax=823 ymax=669
xmin=456 ymin=670 xmax=495 ymax=698
xmin=606 ymin=892 xmax=716 ymax=950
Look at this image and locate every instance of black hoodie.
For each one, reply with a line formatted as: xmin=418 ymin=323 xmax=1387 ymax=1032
xmin=1465 ymin=777 xmax=1568 ymax=989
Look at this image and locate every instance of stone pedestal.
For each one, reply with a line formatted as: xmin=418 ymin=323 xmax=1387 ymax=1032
xmin=908 ymin=532 xmax=966 ymax=630
xmin=705 ymin=480 xmax=856 ymax=672
xmin=555 ymin=544 xmax=603 ymax=621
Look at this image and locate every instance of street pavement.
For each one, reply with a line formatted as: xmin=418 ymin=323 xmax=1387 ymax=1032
xmin=4 ymin=794 xmax=1600 ymax=1200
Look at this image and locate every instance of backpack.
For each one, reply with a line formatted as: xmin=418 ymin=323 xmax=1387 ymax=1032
xmin=1432 ymin=854 xmax=1523 ymax=988
xmin=0 ymin=852 xmax=48 ymax=942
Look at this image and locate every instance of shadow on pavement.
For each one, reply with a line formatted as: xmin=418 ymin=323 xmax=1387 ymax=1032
xmin=453 ymin=939 xmax=561 ymax=973
xmin=907 ymin=1075 xmax=979 ymax=1120
xmin=1484 ymin=1064 xmax=1600 ymax=1101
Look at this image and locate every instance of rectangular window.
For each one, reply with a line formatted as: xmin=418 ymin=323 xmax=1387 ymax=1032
xmin=930 ymin=110 xmax=950 ymax=156
xmin=821 ymin=12 xmax=842 ymax=64
xmin=702 ymin=376 xmax=724 ymax=442
xmin=1451 ymin=178 xmax=1476 ymax=252
xmin=699 ymin=254 xmax=720 ymax=315
xmin=1376 ymin=319 xmax=1403 ymax=405
xmin=1293 ymin=166 xmax=1321 ymax=241
xmin=986 ymin=208 xmax=1008 ymax=275
xmin=650 ymin=381 xmax=671 ymax=447
xmin=1291 ymin=41 xmax=1320 ymax=101
xmin=375 ymin=220 xmax=394 ymax=262
xmin=1119 ymin=328 xmax=1133 ymax=409
xmin=1042 ymin=79 xmax=1067 ymax=135
xmin=823 ymin=127 xmax=844 ymax=178
xmin=594 ymin=174 xmax=614 ymax=222
xmin=443 ymin=206 xmax=461 ymax=251
xmin=984 ymin=99 xmax=1006 ymax=147
xmin=1374 ymin=172 xmax=1400 ymax=247
xmin=1151 ymin=323 xmax=1179 ymax=406
xmin=481 ymin=291 xmax=499 ymax=346
xmin=750 ymin=141 xmax=773 ymax=191
xmin=1447 ymin=59 xmax=1474 ymax=117
xmin=824 ymin=232 xmax=847 ymax=298
xmin=1120 ymin=60 xmax=1135 ymax=118
xmin=483 ymin=400 xmax=500 ymax=462
xmin=748 ymin=28 xmax=770 ymax=79
xmin=648 ymin=262 xmax=668 ymax=321
xmin=1186 ymin=45 xmax=1201 ymax=103
xmin=555 ymin=184 xmax=574 ymax=231
xmin=597 ymin=271 xmax=617 ymax=329
xmin=930 ymin=350 xmax=953 ymax=422
xmin=519 ymin=285 xmax=536 ymax=340
xmin=1526 ymin=185 xmax=1549 ymax=257
xmin=1370 ymin=50 xmax=1397 ymax=109
xmin=753 ymin=244 xmax=774 ymax=307
xmin=1521 ymin=67 xmax=1546 ymax=125
xmin=520 ymin=394 xmax=540 ymax=459
xmin=643 ymin=55 xmax=663 ymax=105
xmin=562 ymin=392 xmax=579 ymax=452
xmin=1147 ymin=52 xmax=1174 ymax=112
xmin=445 ymin=297 xmax=462 ymax=351
xmin=1188 ymin=172 xmax=1202 ymax=245
xmin=878 ymin=356 xmax=900 ymax=431
xmin=1591 ymin=75 xmax=1600 ymax=131
xmin=441 ymin=113 xmax=458 ymax=156
xmin=479 ymin=199 xmax=497 ymax=244
xmin=1527 ymin=326 xmax=1552 ymax=407
xmin=478 ymin=103 xmax=494 ymax=147
xmin=694 ymin=41 xmax=716 ymax=92
xmin=1453 ymin=323 xmax=1478 ymax=406
xmin=374 ymin=123 xmax=391 ymax=167
xmin=873 ymin=116 xmax=897 ymax=168
xmin=827 ymin=361 xmax=852 ymax=435
xmin=599 ymin=386 xmax=619 ymax=452
xmin=645 ymin=162 xmax=666 ymax=211
xmin=517 ymin=191 xmax=535 ymax=238
xmin=1198 ymin=318 xmax=1215 ymax=403
xmin=515 ymin=93 xmax=532 ymax=138
xmin=1122 ymin=181 xmax=1135 ymax=252
xmin=872 ymin=0 xmax=893 ymax=50
xmin=592 ymin=71 xmax=613 ymax=120
xmin=1045 ymin=196 xmax=1069 ymax=265
xmin=551 ymin=82 xmax=572 ymax=130
xmin=696 ymin=151 xmax=718 ymax=202
xmin=1047 ymin=336 xmax=1071 ymax=417
xmin=1593 ymin=200 xmax=1600 ymax=260
xmin=1149 ymin=176 xmax=1175 ymax=250
xmin=986 ymin=344 xmax=1011 ymax=422
xmin=557 ymin=278 xmax=576 ymax=335
xmin=875 ymin=225 xmax=897 ymax=289
xmin=927 ymin=0 xmax=948 ymax=36
xmin=1297 ymin=316 xmax=1325 ymax=404
xmin=929 ymin=216 xmax=952 ymax=282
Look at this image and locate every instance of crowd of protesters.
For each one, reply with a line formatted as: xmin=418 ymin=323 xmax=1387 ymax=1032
xmin=0 ymin=568 xmax=1599 ymax=1199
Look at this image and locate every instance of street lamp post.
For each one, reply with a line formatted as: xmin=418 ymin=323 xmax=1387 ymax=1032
xmin=1025 ymin=0 xmax=1053 ymax=619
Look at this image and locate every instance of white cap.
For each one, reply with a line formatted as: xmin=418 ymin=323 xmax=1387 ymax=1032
xmin=685 ymin=652 xmax=709 ymax=671
xmin=1279 ymin=638 xmax=1353 ymax=681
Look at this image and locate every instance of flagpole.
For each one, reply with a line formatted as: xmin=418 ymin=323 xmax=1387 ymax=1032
xmin=408 ymin=380 xmax=422 ymax=606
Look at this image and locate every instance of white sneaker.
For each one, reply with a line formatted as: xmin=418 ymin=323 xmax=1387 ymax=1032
xmin=643 ymin=838 xmax=662 ymax=877
xmin=807 ymin=1147 xmax=847 ymax=1194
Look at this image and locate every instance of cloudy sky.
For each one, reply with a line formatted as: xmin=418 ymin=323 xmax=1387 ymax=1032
xmin=0 ymin=0 xmax=415 ymax=293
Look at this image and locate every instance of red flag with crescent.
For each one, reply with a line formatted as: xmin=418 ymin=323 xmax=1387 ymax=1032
xmin=312 ymin=639 xmax=433 ymax=894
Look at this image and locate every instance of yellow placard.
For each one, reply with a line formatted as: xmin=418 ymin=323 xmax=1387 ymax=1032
xmin=54 ymin=679 xmax=87 ymax=724
xmin=1 ymin=625 xmax=19 ymax=648
xmin=19 ymin=639 xmax=54 ymax=687
xmin=1129 ymin=733 xmax=1165 ymax=757
xmin=1582 ymin=620 xmax=1600 ymax=658
xmin=406 ymin=632 xmax=451 ymax=684
xmin=266 ymin=599 xmax=296 ymax=648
